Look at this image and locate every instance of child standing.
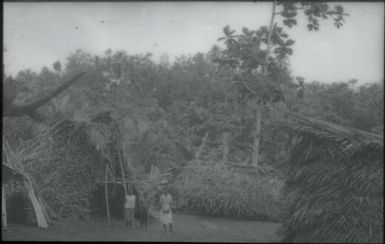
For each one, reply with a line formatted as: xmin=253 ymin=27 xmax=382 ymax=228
xmin=124 ymin=188 xmax=136 ymax=230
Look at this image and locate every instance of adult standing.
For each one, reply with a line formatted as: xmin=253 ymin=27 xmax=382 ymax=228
xmin=159 ymin=188 xmax=173 ymax=232
xmin=124 ymin=188 xmax=136 ymax=230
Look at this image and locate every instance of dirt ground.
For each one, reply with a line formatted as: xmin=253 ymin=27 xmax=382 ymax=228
xmin=2 ymin=213 xmax=282 ymax=242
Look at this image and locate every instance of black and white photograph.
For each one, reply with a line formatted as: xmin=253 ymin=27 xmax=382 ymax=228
xmin=2 ymin=1 xmax=384 ymax=242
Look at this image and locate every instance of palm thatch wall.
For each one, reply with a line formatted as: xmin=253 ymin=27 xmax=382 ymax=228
xmin=280 ymin=114 xmax=383 ymax=243
xmin=4 ymin=111 xmax=190 ymax=224
xmin=4 ymin=112 xmax=122 ymax=221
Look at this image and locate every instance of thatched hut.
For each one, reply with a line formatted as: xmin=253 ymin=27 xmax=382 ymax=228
xmin=280 ymin=114 xmax=383 ymax=243
xmin=3 ymin=111 xmax=190 ymax=227
xmin=2 ymin=163 xmax=24 ymax=227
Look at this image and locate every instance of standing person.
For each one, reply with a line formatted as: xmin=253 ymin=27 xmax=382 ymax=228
xmin=138 ymin=191 xmax=150 ymax=230
xmin=124 ymin=188 xmax=136 ymax=230
xmin=159 ymin=188 xmax=173 ymax=232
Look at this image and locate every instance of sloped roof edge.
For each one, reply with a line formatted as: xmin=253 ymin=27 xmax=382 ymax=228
xmin=2 ymin=162 xmax=25 ymax=182
xmin=289 ymin=113 xmax=383 ymax=149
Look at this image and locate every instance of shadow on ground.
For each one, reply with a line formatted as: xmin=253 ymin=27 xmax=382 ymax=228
xmin=2 ymin=213 xmax=282 ymax=242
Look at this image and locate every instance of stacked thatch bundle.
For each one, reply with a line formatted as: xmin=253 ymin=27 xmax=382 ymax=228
xmin=280 ymin=114 xmax=383 ymax=243
xmin=2 ymin=112 xmax=118 ymax=224
xmin=172 ymin=160 xmax=283 ymax=221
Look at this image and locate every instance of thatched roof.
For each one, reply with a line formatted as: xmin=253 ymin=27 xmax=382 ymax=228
xmin=290 ymin=113 xmax=383 ymax=152
xmin=280 ymin=114 xmax=383 ymax=243
xmin=15 ymin=111 xmax=190 ymax=221
xmin=2 ymin=163 xmax=24 ymax=183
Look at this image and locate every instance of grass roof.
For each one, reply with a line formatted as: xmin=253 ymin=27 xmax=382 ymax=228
xmin=279 ymin=114 xmax=383 ymax=243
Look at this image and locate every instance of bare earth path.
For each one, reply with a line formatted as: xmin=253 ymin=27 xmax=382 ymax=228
xmin=2 ymin=213 xmax=282 ymax=242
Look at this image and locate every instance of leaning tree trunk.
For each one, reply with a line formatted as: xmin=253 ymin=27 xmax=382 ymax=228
xmin=252 ymin=0 xmax=276 ymax=172
xmin=24 ymin=175 xmax=48 ymax=229
xmin=3 ymin=138 xmax=49 ymax=228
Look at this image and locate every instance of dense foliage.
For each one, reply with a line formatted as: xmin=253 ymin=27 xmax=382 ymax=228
xmin=4 ymin=48 xmax=383 ymax=171
xmin=2 ymin=10 xmax=382 ymax=226
xmin=3 ymin=48 xmax=383 ymax=220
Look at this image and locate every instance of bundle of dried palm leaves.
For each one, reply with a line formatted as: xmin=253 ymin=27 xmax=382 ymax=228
xmin=279 ymin=114 xmax=383 ymax=243
xmin=172 ymin=160 xmax=283 ymax=221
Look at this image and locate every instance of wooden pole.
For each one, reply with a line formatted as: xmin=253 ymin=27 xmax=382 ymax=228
xmin=117 ymin=144 xmax=127 ymax=196
xmin=252 ymin=104 xmax=262 ymax=172
xmin=105 ymin=164 xmax=111 ymax=225
xmin=222 ymin=132 xmax=230 ymax=163
xmin=2 ymin=185 xmax=7 ymax=228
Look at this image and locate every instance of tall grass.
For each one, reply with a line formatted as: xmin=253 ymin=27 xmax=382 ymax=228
xmin=172 ymin=160 xmax=283 ymax=221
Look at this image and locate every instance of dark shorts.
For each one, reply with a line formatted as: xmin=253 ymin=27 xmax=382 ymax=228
xmin=138 ymin=210 xmax=148 ymax=220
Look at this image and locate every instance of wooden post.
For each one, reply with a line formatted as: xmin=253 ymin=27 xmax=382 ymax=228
xmin=2 ymin=185 xmax=7 ymax=228
xmin=222 ymin=132 xmax=230 ymax=163
xmin=105 ymin=164 xmax=111 ymax=225
xmin=117 ymin=144 xmax=127 ymax=196
xmin=252 ymin=104 xmax=262 ymax=172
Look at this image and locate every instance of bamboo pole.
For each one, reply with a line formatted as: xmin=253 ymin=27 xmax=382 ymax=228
xmin=117 ymin=143 xmax=127 ymax=195
xmin=2 ymin=185 xmax=7 ymax=228
xmin=105 ymin=164 xmax=111 ymax=225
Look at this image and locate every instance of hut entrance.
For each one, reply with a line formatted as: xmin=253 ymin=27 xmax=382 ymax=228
xmin=89 ymin=184 xmax=126 ymax=219
xmin=6 ymin=192 xmax=36 ymax=226
xmin=89 ymin=184 xmax=143 ymax=220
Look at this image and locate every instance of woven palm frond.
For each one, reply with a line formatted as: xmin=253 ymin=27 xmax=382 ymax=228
xmin=289 ymin=113 xmax=383 ymax=150
xmin=280 ymin=114 xmax=383 ymax=243
xmin=172 ymin=160 xmax=283 ymax=221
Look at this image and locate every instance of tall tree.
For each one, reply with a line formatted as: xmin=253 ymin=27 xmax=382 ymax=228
xmin=213 ymin=1 xmax=348 ymax=172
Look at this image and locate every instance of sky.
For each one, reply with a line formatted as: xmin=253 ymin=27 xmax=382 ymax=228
xmin=4 ymin=2 xmax=384 ymax=84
